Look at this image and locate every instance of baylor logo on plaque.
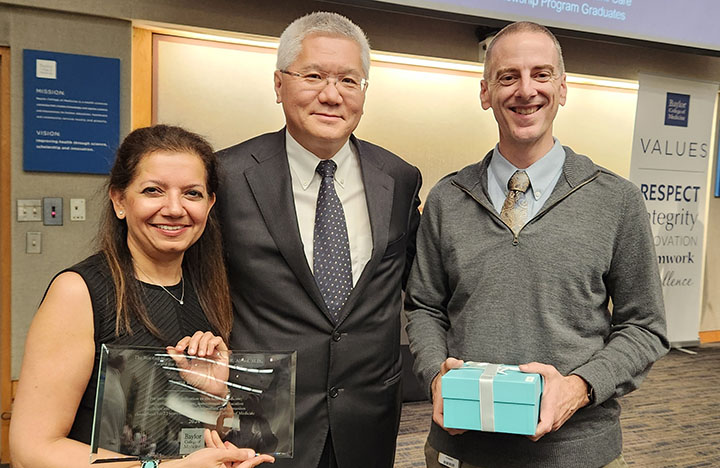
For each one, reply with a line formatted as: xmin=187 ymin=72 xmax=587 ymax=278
xmin=180 ymin=428 xmax=206 ymax=455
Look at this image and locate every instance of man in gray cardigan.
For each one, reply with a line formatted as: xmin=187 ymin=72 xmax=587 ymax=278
xmin=404 ymin=21 xmax=669 ymax=468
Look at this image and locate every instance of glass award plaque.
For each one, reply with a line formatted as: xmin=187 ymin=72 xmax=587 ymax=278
xmin=90 ymin=344 xmax=296 ymax=463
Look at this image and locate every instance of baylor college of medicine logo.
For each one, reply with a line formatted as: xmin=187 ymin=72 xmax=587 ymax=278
xmin=664 ymin=92 xmax=690 ymax=127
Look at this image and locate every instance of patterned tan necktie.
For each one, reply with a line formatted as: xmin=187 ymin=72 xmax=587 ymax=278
xmin=500 ymin=170 xmax=531 ymax=234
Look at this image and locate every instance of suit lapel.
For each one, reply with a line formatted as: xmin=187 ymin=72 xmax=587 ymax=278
xmin=337 ymin=137 xmax=394 ymax=324
xmin=243 ymin=131 xmax=329 ymax=316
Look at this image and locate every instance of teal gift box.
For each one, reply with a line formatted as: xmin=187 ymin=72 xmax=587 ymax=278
xmin=441 ymin=363 xmax=543 ymax=435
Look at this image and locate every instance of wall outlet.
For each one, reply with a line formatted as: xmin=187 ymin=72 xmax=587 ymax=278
xmin=70 ymin=198 xmax=86 ymax=221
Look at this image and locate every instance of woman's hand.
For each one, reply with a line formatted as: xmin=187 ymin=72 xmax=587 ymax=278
xmin=205 ymin=429 xmax=275 ymax=467
xmin=167 ymin=331 xmax=231 ymax=398
xmin=164 ymin=430 xmax=273 ymax=467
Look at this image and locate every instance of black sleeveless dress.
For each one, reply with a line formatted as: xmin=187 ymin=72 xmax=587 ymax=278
xmin=57 ymin=253 xmax=215 ymax=445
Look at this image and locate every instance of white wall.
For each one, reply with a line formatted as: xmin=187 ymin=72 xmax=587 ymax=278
xmin=155 ymin=35 xmax=638 ymax=204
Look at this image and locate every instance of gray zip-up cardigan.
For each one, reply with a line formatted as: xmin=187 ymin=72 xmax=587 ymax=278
xmin=405 ymin=146 xmax=669 ymax=468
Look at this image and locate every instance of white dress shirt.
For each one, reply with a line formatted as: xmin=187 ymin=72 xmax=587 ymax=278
xmin=286 ymin=131 xmax=372 ymax=286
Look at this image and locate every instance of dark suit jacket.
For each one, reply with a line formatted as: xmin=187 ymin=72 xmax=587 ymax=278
xmin=216 ymin=129 xmax=422 ymax=468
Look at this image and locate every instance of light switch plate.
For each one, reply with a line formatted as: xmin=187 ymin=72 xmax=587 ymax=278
xmin=26 ymin=232 xmax=42 ymax=254
xmin=17 ymin=199 xmax=42 ymax=222
xmin=43 ymin=197 xmax=63 ymax=226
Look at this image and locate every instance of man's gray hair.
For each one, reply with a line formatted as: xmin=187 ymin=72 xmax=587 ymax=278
xmin=276 ymin=11 xmax=371 ymax=77
xmin=483 ymin=21 xmax=565 ymax=81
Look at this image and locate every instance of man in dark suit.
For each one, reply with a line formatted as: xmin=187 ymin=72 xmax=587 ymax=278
xmin=215 ymin=11 xmax=422 ymax=468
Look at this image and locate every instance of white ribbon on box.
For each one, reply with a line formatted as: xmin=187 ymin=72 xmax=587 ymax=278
xmin=460 ymin=362 xmax=520 ymax=431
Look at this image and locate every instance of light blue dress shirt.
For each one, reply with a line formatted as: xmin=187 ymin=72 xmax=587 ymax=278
xmin=487 ymin=139 xmax=566 ymax=220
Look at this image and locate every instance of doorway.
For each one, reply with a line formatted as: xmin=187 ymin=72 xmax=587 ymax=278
xmin=0 ymin=46 xmax=12 ymax=465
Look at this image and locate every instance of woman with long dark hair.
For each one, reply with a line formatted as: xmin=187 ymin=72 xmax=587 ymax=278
xmin=10 ymin=125 xmax=274 ymax=468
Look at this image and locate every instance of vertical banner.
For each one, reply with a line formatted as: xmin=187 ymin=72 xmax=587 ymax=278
xmin=629 ymin=74 xmax=719 ymax=345
xmin=23 ymin=49 xmax=120 ymax=174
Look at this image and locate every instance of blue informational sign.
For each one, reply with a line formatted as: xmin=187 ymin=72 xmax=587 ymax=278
xmin=23 ymin=49 xmax=120 ymax=174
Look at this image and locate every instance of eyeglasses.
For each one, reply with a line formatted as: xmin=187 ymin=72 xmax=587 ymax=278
xmin=280 ymin=70 xmax=368 ymax=93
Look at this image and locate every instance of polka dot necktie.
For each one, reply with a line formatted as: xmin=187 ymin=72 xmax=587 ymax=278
xmin=500 ymin=170 xmax=531 ymax=235
xmin=313 ymin=160 xmax=353 ymax=322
